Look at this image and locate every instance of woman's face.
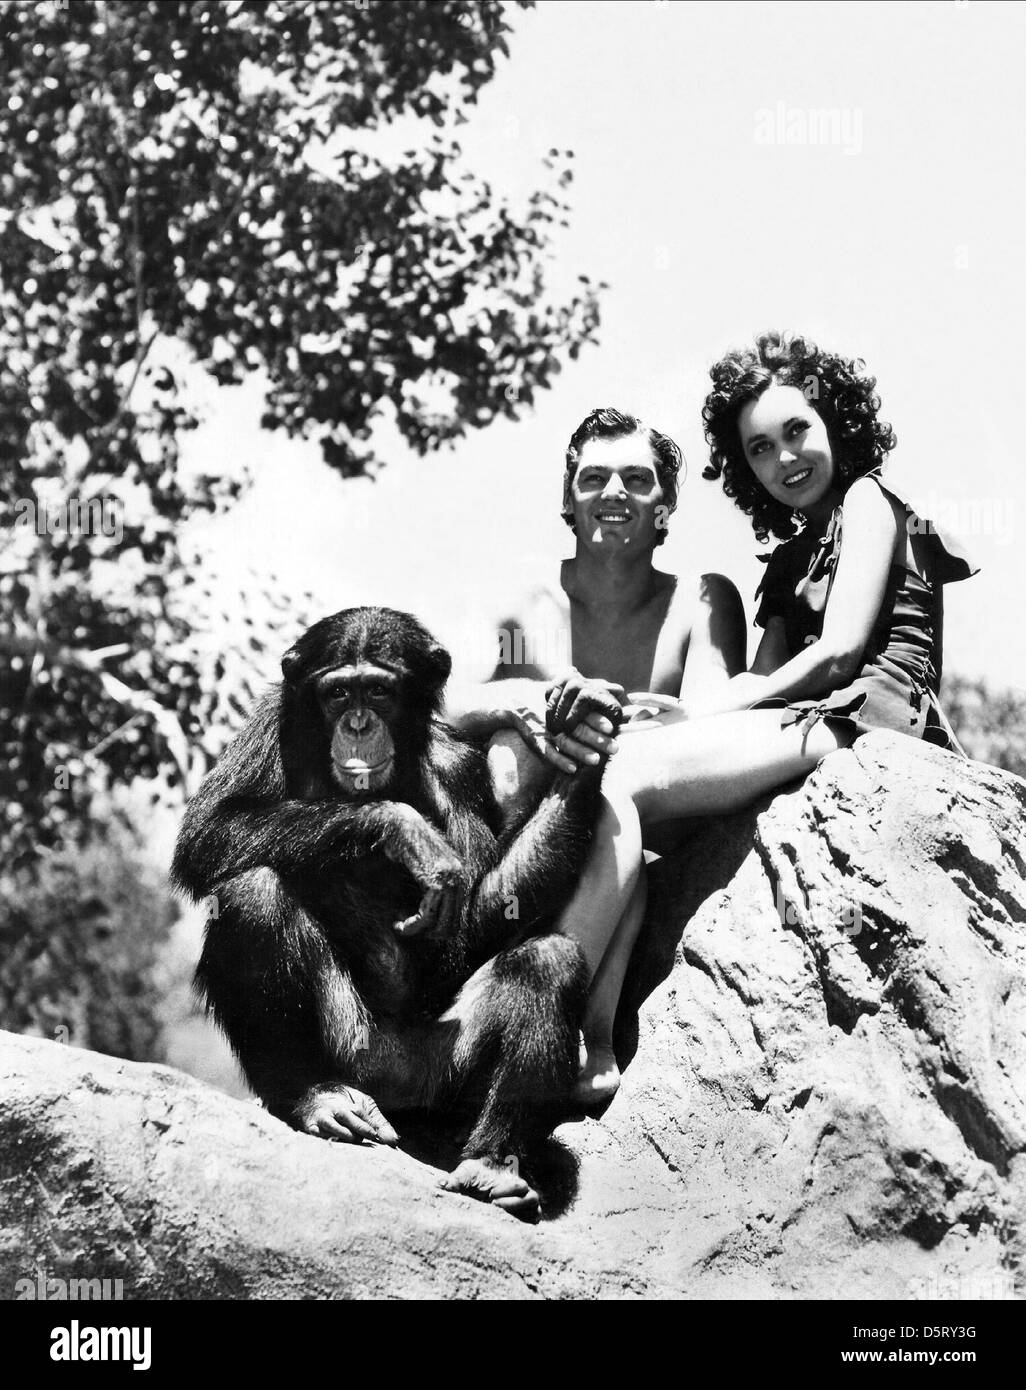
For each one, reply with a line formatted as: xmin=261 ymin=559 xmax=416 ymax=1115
xmin=737 ymin=382 xmax=838 ymax=513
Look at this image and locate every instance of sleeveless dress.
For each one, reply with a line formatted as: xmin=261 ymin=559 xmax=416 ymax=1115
xmin=751 ymin=468 xmax=979 ymax=752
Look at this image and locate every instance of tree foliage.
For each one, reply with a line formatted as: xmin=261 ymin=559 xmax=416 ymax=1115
xmin=942 ymin=674 xmax=1026 ymax=779
xmin=0 ymin=0 xmax=602 ymax=861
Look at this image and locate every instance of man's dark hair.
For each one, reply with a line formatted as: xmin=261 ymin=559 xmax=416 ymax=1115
xmin=562 ymin=408 xmax=682 ymax=543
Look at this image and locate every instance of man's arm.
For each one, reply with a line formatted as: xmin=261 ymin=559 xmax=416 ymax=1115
xmin=444 ymin=612 xmax=620 ymax=774
xmin=621 ymin=573 xmax=747 ymax=728
xmin=443 ymin=604 xmax=557 ymax=738
xmin=678 ymin=572 xmax=747 ymax=704
xmin=444 ymin=675 xmax=554 ymax=740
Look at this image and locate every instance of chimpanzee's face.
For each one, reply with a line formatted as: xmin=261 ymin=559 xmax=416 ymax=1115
xmin=280 ymin=608 xmax=453 ymax=801
xmin=315 ymin=663 xmax=401 ymax=796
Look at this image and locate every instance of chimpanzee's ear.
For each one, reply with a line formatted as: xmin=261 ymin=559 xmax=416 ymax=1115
xmin=281 ymin=644 xmax=302 ymax=685
xmin=426 ymin=640 xmax=452 ymax=688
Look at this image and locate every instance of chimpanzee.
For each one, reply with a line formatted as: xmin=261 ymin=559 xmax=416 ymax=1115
xmin=171 ymin=607 xmax=621 ymax=1219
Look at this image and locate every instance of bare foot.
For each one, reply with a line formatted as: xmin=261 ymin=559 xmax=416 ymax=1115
xmin=572 ymin=1042 xmax=621 ymax=1110
xmin=439 ymin=1155 xmax=540 ymax=1221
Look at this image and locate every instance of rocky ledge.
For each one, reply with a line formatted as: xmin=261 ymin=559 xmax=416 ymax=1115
xmin=1 ymin=733 xmax=1023 ymax=1299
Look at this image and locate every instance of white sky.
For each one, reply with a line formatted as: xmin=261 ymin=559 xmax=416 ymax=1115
xmin=185 ymin=0 xmax=1026 ymax=691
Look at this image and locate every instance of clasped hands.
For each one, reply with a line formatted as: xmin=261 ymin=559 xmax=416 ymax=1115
xmin=504 ymin=670 xmax=691 ymax=774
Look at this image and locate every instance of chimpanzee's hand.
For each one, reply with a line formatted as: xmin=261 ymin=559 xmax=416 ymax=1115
xmin=296 ymin=1086 xmax=399 ymax=1145
xmin=385 ymin=807 xmax=465 ymax=940
xmin=546 ymin=673 xmax=627 ymax=740
xmin=384 ymin=807 xmax=463 ymax=887
xmin=394 ymin=884 xmax=461 ymax=940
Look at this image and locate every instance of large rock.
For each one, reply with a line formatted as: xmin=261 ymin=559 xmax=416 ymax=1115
xmin=1 ymin=732 xmax=1023 ymax=1299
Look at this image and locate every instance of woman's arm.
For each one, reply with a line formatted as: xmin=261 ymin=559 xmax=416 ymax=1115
xmin=688 ymin=478 xmax=900 ymax=715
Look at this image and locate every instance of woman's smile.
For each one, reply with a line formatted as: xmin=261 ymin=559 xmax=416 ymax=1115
xmin=781 ymin=465 xmax=814 ymax=490
xmin=737 ymin=382 xmax=840 ymax=523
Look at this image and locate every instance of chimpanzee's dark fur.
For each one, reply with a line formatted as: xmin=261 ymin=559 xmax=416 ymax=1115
xmin=171 ymin=608 xmax=609 ymax=1199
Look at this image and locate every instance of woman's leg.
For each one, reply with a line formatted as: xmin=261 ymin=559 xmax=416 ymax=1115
xmin=607 ymin=709 xmax=855 ymax=822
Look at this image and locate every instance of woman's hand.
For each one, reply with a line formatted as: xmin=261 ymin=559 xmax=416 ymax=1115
xmin=623 ymin=692 xmax=690 ymax=727
xmin=720 ymin=672 xmax=770 ymax=711
xmin=618 ymin=674 xmax=772 ymax=729
xmin=680 ymin=672 xmax=769 ymax=718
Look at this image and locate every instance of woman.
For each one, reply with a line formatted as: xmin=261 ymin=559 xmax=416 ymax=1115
xmin=562 ymin=331 xmax=978 ymax=1104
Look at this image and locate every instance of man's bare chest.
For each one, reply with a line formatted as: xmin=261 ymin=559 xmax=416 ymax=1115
xmin=514 ymin=583 xmax=690 ymax=695
xmin=572 ymin=604 xmax=685 ymax=694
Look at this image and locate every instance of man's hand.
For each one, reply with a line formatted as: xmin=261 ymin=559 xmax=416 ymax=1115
xmin=507 ymin=671 xmax=619 ymax=774
xmin=504 ymin=704 xmax=619 ymax=775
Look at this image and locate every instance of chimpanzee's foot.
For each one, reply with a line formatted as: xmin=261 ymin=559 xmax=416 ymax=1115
xmin=439 ymin=1156 xmax=540 ymax=1221
xmin=572 ymin=1041 xmax=621 ymax=1109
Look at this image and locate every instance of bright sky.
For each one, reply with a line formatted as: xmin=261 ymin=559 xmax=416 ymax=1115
xmin=185 ymin=0 xmax=1026 ymax=691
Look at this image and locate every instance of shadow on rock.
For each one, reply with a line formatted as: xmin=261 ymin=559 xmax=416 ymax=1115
xmin=613 ymin=800 xmax=770 ymax=1070
xmin=385 ymin=1108 xmax=581 ymax=1220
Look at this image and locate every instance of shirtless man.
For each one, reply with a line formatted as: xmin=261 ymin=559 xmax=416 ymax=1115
xmin=447 ymin=407 xmax=746 ymax=1103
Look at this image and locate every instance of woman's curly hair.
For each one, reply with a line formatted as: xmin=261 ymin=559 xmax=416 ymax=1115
xmin=702 ymin=332 xmax=897 ymax=543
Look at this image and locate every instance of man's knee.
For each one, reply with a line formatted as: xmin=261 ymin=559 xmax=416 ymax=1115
xmin=598 ymin=757 xmax=645 ymax=832
xmin=487 ymin=729 xmax=549 ymax=818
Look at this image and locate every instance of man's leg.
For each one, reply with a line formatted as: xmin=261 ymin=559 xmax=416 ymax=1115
xmin=491 ymin=712 xmax=855 ymax=1109
xmin=487 ymin=730 xmax=644 ymax=1106
xmin=486 ymin=729 xmax=553 ymax=829
xmin=560 ymin=711 xmax=856 ymax=1104
xmin=573 ymin=862 xmax=647 ymax=1107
